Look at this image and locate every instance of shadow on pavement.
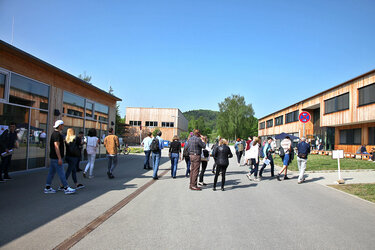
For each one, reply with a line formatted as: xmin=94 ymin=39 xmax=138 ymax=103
xmin=0 ymin=154 xmax=170 ymax=247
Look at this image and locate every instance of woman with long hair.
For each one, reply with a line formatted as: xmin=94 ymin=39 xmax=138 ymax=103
xmin=169 ymin=135 xmax=182 ymax=178
xmin=83 ymin=128 xmax=99 ymax=179
xmin=246 ymin=137 xmax=261 ymax=182
xmin=198 ymin=136 xmax=210 ymax=186
xmin=62 ymin=128 xmax=84 ymax=190
xmin=213 ymin=139 xmax=233 ymax=191
xmin=183 ymin=134 xmax=192 ymax=177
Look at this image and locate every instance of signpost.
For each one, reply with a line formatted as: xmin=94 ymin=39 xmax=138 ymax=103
xmin=299 ymin=111 xmax=311 ymax=137
xmin=332 ymin=150 xmax=345 ymax=184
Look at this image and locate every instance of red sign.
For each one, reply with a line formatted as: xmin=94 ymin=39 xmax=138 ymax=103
xmin=299 ymin=111 xmax=311 ymax=123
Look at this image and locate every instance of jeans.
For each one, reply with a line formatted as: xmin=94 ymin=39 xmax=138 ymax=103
xmin=214 ymin=164 xmax=228 ymax=189
xmin=236 ymin=151 xmax=243 ymax=164
xmin=152 ymin=151 xmax=161 ymax=178
xmin=144 ymin=150 xmax=151 ymax=169
xmin=199 ymin=160 xmax=208 ymax=182
xmin=297 ymin=157 xmax=307 ymax=181
xmin=46 ymin=159 xmax=68 ymax=187
xmin=249 ymin=158 xmax=259 ymax=177
xmin=107 ymin=155 xmax=118 ymax=174
xmin=259 ymin=155 xmax=274 ymax=177
xmin=65 ymin=156 xmax=79 ymax=184
xmin=185 ymin=157 xmax=191 ymax=176
xmin=84 ymin=153 xmax=96 ymax=176
xmin=0 ymin=155 xmax=12 ymax=177
xmin=170 ymin=153 xmax=179 ymax=177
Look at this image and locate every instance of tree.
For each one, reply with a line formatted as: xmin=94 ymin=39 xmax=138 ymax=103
xmin=78 ymin=71 xmax=92 ymax=83
xmin=109 ymin=86 xmax=114 ymax=95
xmin=217 ymin=94 xmax=257 ymax=140
xmin=179 ymin=131 xmax=189 ymax=141
xmin=152 ymin=128 xmax=161 ymax=137
xmin=115 ymin=104 xmax=126 ymax=136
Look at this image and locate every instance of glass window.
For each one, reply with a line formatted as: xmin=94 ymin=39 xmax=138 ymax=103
xmin=286 ymin=110 xmax=299 ymax=123
xmin=324 ymin=93 xmax=349 ymax=114
xmin=95 ymin=102 xmax=109 ymax=114
xmin=146 ymin=121 xmax=158 ymax=127
xmin=63 ymin=91 xmax=85 ymax=118
xmin=358 ymin=83 xmax=375 ymax=106
xmin=10 ymin=73 xmax=49 ymax=108
xmin=259 ymin=122 xmax=265 ymax=129
xmin=28 ymin=109 xmax=48 ymax=169
xmin=266 ymin=119 xmax=273 ymax=128
xmin=339 ymin=128 xmax=361 ymax=145
xmin=275 ymin=115 xmax=283 ymax=126
xmin=0 ymin=72 xmax=7 ymax=99
xmin=130 ymin=121 xmax=141 ymax=126
xmin=86 ymin=101 xmax=94 ymax=118
xmin=369 ymin=127 xmax=375 ymax=145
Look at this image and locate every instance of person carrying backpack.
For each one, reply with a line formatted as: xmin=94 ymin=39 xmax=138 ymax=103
xmin=198 ymin=136 xmax=210 ymax=186
xmin=150 ymin=131 xmax=164 ymax=180
xmin=259 ymin=137 xmax=275 ymax=178
xmin=234 ymin=138 xmax=244 ymax=166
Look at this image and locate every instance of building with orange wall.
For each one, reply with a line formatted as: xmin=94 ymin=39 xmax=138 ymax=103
xmin=258 ymin=69 xmax=375 ymax=154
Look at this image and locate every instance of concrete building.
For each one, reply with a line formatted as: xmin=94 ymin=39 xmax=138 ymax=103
xmin=0 ymin=40 xmax=121 ymax=173
xmin=125 ymin=107 xmax=188 ymax=143
xmin=258 ymin=69 xmax=375 ymax=154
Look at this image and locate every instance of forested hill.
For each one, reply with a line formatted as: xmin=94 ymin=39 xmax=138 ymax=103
xmin=183 ymin=109 xmax=219 ymax=133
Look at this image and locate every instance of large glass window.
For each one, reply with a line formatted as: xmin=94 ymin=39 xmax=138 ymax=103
xmin=275 ymin=115 xmax=283 ymax=126
xmin=10 ymin=73 xmax=49 ymax=108
xmin=0 ymin=71 xmax=7 ymax=99
xmin=145 ymin=121 xmax=158 ymax=127
xmin=162 ymin=122 xmax=174 ymax=127
xmin=266 ymin=119 xmax=273 ymax=128
xmin=259 ymin=122 xmax=265 ymax=130
xmin=130 ymin=121 xmax=141 ymax=126
xmin=28 ymin=109 xmax=48 ymax=169
xmin=358 ymin=83 xmax=375 ymax=106
xmin=63 ymin=91 xmax=85 ymax=118
xmin=339 ymin=128 xmax=361 ymax=145
xmin=369 ymin=127 xmax=375 ymax=145
xmin=285 ymin=110 xmax=299 ymax=123
xmin=324 ymin=93 xmax=349 ymax=114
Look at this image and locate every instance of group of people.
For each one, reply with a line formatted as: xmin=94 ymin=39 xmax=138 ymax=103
xmin=44 ymin=120 xmax=120 ymax=195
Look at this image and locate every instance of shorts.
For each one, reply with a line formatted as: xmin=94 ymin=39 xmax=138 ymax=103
xmin=283 ymin=153 xmax=290 ymax=166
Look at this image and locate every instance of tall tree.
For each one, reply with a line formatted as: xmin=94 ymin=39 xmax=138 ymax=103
xmin=78 ymin=71 xmax=92 ymax=83
xmin=217 ymin=94 xmax=257 ymax=140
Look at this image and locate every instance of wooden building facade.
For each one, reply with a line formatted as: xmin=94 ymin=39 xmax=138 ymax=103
xmin=258 ymin=69 xmax=375 ymax=154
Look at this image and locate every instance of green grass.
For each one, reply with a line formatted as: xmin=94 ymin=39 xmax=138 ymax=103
xmin=329 ymin=183 xmax=375 ymax=203
xmin=272 ymin=154 xmax=375 ymax=171
xmin=129 ymin=147 xmax=144 ymax=154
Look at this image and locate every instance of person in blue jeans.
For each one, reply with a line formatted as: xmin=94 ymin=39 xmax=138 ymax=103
xmin=44 ymin=120 xmax=75 ymax=195
xmin=169 ymin=135 xmax=182 ymax=178
xmin=141 ymin=132 xmax=153 ymax=169
xmin=151 ymin=131 xmax=164 ymax=180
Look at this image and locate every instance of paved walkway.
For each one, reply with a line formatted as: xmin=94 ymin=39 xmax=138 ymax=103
xmin=0 ymin=148 xmax=374 ymax=249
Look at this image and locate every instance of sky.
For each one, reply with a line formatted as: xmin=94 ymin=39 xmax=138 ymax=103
xmin=1 ymin=0 xmax=375 ymax=118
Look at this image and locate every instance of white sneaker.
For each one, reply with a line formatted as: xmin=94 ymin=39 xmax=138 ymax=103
xmin=64 ymin=186 xmax=76 ymax=195
xmin=238 ymin=163 xmax=241 ymax=167
xmin=246 ymin=173 xmax=252 ymax=180
xmin=44 ymin=187 xmax=56 ymax=194
xmin=254 ymin=178 xmax=260 ymax=182
xmin=88 ymin=175 xmax=94 ymax=179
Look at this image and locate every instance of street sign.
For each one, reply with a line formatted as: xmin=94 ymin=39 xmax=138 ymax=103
xmin=332 ymin=150 xmax=344 ymax=159
xmin=299 ymin=111 xmax=311 ymax=123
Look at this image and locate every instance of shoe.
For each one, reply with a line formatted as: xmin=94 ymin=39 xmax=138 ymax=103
xmin=238 ymin=163 xmax=240 ymax=167
xmin=3 ymin=175 xmax=12 ymax=180
xmin=189 ymin=186 xmax=202 ymax=191
xmin=221 ymin=187 xmax=225 ymax=191
xmin=213 ymin=187 xmax=216 ymax=191
xmin=83 ymin=172 xmax=87 ymax=178
xmin=44 ymin=187 xmax=56 ymax=193
xmin=284 ymin=176 xmax=290 ymax=180
xmin=298 ymin=180 xmax=303 ymax=184
xmin=144 ymin=167 xmax=147 ymax=169
xmin=212 ymin=171 xmax=215 ymax=174
xmin=246 ymin=173 xmax=252 ymax=180
xmin=173 ymin=177 xmax=176 ymax=179
xmin=107 ymin=172 xmax=111 ymax=178
xmin=76 ymin=168 xmax=82 ymax=172
xmin=254 ymin=178 xmax=260 ymax=182
xmin=153 ymin=176 xmax=158 ymax=180
xmin=147 ymin=167 xmax=152 ymax=170
xmin=198 ymin=182 xmax=207 ymax=186
xmin=276 ymin=174 xmax=281 ymax=181
xmin=76 ymin=184 xmax=85 ymax=189
xmin=89 ymin=175 xmax=94 ymax=179
xmin=64 ymin=186 xmax=76 ymax=194
xmin=109 ymin=174 xmax=115 ymax=179
xmin=57 ymin=186 xmax=65 ymax=192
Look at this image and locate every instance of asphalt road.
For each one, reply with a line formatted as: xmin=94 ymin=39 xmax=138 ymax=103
xmin=1 ymin=149 xmax=375 ymax=250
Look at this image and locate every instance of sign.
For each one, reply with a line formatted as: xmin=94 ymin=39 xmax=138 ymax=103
xmin=332 ymin=150 xmax=344 ymax=159
xmin=299 ymin=111 xmax=311 ymax=123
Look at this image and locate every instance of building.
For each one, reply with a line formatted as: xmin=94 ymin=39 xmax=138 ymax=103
xmin=258 ymin=69 xmax=375 ymax=154
xmin=0 ymin=40 xmax=121 ymax=173
xmin=125 ymin=107 xmax=188 ymax=143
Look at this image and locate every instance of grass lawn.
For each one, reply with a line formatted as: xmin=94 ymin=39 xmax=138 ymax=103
xmin=272 ymin=154 xmax=375 ymax=171
xmin=329 ymin=183 xmax=375 ymax=203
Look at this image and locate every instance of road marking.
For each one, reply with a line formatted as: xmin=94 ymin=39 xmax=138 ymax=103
xmin=53 ymin=169 xmax=170 ymax=250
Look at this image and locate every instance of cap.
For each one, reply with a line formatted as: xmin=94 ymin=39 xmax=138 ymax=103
xmin=53 ymin=120 xmax=64 ymax=128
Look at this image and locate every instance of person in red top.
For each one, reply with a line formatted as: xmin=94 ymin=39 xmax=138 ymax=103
xmin=244 ymin=136 xmax=252 ymax=166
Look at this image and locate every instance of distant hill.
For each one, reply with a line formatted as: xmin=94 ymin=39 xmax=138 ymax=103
xmin=183 ymin=109 xmax=219 ymax=132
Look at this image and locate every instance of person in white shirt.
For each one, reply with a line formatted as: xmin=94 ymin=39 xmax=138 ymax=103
xmin=141 ymin=132 xmax=153 ymax=170
xmin=246 ymin=137 xmax=261 ymax=181
xmin=83 ymin=128 xmax=99 ymax=178
xmin=198 ymin=136 xmax=210 ymax=186
xmin=277 ymin=136 xmax=292 ymax=181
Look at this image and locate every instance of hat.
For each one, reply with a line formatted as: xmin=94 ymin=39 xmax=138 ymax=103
xmin=53 ymin=120 xmax=64 ymax=128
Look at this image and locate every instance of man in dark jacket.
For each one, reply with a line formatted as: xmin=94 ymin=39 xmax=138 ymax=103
xmin=0 ymin=122 xmax=19 ymax=181
xmin=187 ymin=129 xmax=206 ymax=190
xmin=296 ymin=137 xmax=310 ymax=184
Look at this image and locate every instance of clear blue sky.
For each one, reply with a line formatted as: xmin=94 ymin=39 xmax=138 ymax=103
xmin=1 ymin=0 xmax=375 ymax=118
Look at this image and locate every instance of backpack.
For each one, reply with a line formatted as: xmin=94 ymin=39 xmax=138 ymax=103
xmin=183 ymin=143 xmax=189 ymax=158
xmin=203 ymin=149 xmax=209 ymax=158
xmin=278 ymin=146 xmax=285 ymax=157
xmin=150 ymin=138 xmax=160 ymax=152
xmin=66 ymin=139 xmax=80 ymax=157
xmin=237 ymin=142 xmax=244 ymax=152
xmin=259 ymin=146 xmax=265 ymax=158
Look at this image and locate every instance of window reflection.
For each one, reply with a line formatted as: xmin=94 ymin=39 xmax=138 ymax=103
xmin=28 ymin=109 xmax=48 ymax=169
xmin=63 ymin=91 xmax=85 ymax=117
xmin=0 ymin=72 xmax=6 ymax=99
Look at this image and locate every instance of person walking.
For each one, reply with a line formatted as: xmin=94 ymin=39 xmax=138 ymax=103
xmin=39 ymin=130 xmax=47 ymax=148
xmin=141 ymin=132 xmax=153 ymax=170
xmin=244 ymin=136 xmax=252 ymax=166
xmin=296 ymin=137 xmax=310 ymax=184
xmin=44 ymin=120 xmax=75 ymax=194
xmin=211 ymin=138 xmax=219 ymax=174
xmin=169 ymin=135 xmax=181 ymax=178
xmin=277 ymin=136 xmax=292 ymax=181
xmin=104 ymin=128 xmax=120 ymax=179
xmin=183 ymin=134 xmax=191 ymax=177
xmin=187 ymin=129 xmax=206 ymax=191
xmin=198 ymin=136 xmax=210 ymax=186
xmin=150 ymin=131 xmax=164 ymax=180
xmin=0 ymin=122 xmax=19 ymax=181
xmin=234 ymin=138 xmax=244 ymax=166
xmin=246 ymin=137 xmax=261 ymax=181
xmin=213 ymin=139 xmax=233 ymax=191
xmin=62 ymin=128 xmax=84 ymax=190
xmin=259 ymin=137 xmax=275 ymax=178
xmin=75 ymin=131 xmax=85 ymax=172
xmin=83 ymin=128 xmax=99 ymax=179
